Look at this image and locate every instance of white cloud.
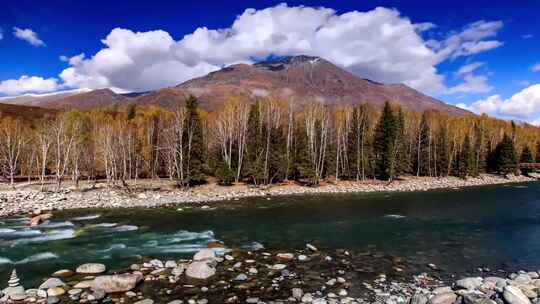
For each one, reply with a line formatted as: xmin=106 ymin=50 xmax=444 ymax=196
xmin=13 ymin=27 xmax=45 ymax=47
xmin=56 ymin=5 xmax=503 ymax=94
xmin=531 ymin=63 xmax=540 ymax=73
xmin=431 ymin=20 xmax=503 ymax=61
xmin=0 ymin=75 xmax=59 ymax=95
xmin=456 ymin=62 xmax=484 ymax=75
xmin=0 ymin=28 xmax=3 ymax=40
xmin=461 ymin=84 xmax=540 ymax=123
xmin=447 ymin=74 xmax=492 ymax=94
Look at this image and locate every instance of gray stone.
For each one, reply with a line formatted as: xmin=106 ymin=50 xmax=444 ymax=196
xmin=433 ymin=287 xmax=452 ymax=294
xmin=503 ymin=286 xmax=531 ymax=304
xmin=134 ymin=299 xmax=154 ymax=304
xmin=89 ymin=289 xmax=106 ymax=301
xmin=428 ymin=292 xmax=457 ymax=304
xmin=93 ymin=273 xmax=142 ymax=293
xmin=76 ymin=263 xmax=106 ymax=274
xmin=234 ymin=273 xmax=248 ymax=281
xmin=456 ymin=277 xmax=484 ymax=290
xmin=410 ymin=293 xmax=428 ymax=304
xmin=47 ymin=296 xmax=60 ymax=304
xmin=485 ymin=277 xmax=507 ymax=289
xmin=39 ymin=278 xmax=65 ymax=290
xmin=513 ymin=274 xmax=532 ymax=285
xmin=193 ymin=249 xmax=216 ymax=261
xmin=185 ymin=262 xmax=216 ymax=280
xmin=292 ymin=288 xmax=303 ymax=300
xmin=172 ymin=265 xmax=186 ymax=277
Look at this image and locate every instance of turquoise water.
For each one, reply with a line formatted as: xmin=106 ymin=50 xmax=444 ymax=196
xmin=1 ymin=181 xmax=540 ymax=286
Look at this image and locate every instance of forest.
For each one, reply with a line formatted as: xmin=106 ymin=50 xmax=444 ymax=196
xmin=0 ymin=95 xmax=539 ymax=190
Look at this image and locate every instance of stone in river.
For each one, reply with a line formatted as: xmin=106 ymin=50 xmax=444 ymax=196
xmin=410 ymin=293 xmax=428 ymax=304
xmin=134 ymin=299 xmax=154 ymax=304
xmin=193 ymin=249 xmax=216 ymax=261
xmin=276 ymin=253 xmax=294 ymax=261
xmin=456 ymin=277 xmax=483 ymax=290
xmin=52 ymin=269 xmax=74 ymax=278
xmin=93 ymin=274 xmax=143 ymax=293
xmin=306 ymin=244 xmax=318 ymax=251
xmin=503 ymin=286 xmax=532 ymax=304
xmin=234 ymin=273 xmax=248 ymax=281
xmin=46 ymin=287 xmax=65 ymax=297
xmin=76 ymin=263 xmax=106 ymax=274
xmin=271 ymin=264 xmax=287 ymax=270
xmin=39 ymin=278 xmax=65 ymax=290
xmin=428 ymin=292 xmax=457 ymax=304
xmin=186 ymin=261 xmax=216 ymax=280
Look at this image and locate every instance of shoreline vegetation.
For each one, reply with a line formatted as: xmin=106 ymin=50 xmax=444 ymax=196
xmin=0 ymin=173 xmax=537 ymax=218
xmin=2 ymin=245 xmax=540 ymax=304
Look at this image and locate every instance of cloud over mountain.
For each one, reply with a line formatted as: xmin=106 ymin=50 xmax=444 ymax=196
xmin=56 ymin=4 xmax=503 ymax=95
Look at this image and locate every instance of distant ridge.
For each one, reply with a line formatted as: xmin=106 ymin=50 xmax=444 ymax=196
xmin=0 ymin=55 xmax=469 ymax=115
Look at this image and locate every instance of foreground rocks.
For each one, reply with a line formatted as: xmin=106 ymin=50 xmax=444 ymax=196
xmin=0 ymin=174 xmax=536 ymax=218
xmin=3 ymin=245 xmax=540 ymax=304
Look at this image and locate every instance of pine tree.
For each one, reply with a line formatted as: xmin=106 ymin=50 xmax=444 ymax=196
xmin=495 ymin=133 xmax=518 ymax=175
xmin=472 ymin=122 xmax=486 ymax=177
xmin=417 ymin=112 xmax=431 ymax=176
xmin=457 ymin=135 xmax=473 ymax=178
xmin=244 ymin=102 xmax=265 ymax=185
xmin=436 ymin=122 xmax=450 ymax=177
xmin=395 ymin=108 xmax=411 ymax=175
xmin=373 ymin=102 xmax=397 ymax=181
xmin=182 ymin=95 xmax=206 ymax=186
xmin=292 ymin=121 xmax=316 ymax=184
xmin=520 ymin=145 xmax=533 ymax=175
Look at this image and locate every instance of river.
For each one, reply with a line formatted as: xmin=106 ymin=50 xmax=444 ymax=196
xmin=1 ymin=181 xmax=540 ymax=286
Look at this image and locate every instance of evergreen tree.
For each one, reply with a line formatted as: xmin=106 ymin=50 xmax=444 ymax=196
xmin=520 ymin=145 xmax=533 ymax=175
xmin=244 ymin=102 xmax=265 ymax=185
xmin=472 ymin=122 xmax=486 ymax=177
xmin=266 ymin=125 xmax=287 ymax=184
xmin=292 ymin=121 xmax=316 ymax=184
xmin=495 ymin=133 xmax=518 ymax=175
xmin=182 ymin=95 xmax=206 ymax=186
xmin=436 ymin=122 xmax=450 ymax=177
xmin=373 ymin=102 xmax=397 ymax=180
xmin=395 ymin=108 xmax=411 ymax=175
xmin=417 ymin=112 xmax=431 ymax=176
xmin=457 ymin=135 xmax=473 ymax=178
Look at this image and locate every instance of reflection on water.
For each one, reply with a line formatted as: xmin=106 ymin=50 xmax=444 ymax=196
xmin=1 ymin=181 xmax=540 ymax=286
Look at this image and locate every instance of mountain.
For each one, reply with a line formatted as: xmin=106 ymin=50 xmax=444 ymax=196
xmin=33 ymin=88 xmax=128 ymax=110
xmin=137 ymin=55 xmax=468 ymax=114
xmin=0 ymin=89 xmax=91 ymax=107
xmin=0 ymin=55 xmax=468 ymax=115
xmin=0 ymin=103 xmax=57 ymax=120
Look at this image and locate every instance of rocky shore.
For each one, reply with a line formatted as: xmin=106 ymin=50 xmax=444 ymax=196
xmin=0 ymin=174 xmax=537 ymax=218
xmin=1 ymin=245 xmax=539 ymax=304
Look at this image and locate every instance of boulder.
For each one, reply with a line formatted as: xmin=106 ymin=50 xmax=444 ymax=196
xmin=428 ymin=292 xmax=457 ymax=304
xmin=456 ymin=277 xmax=483 ymax=290
xmin=185 ymin=261 xmax=216 ymax=280
xmin=76 ymin=263 xmax=106 ymax=274
xmin=410 ymin=293 xmax=429 ymax=304
xmin=52 ymin=269 xmax=74 ymax=278
xmin=39 ymin=278 xmax=65 ymax=290
xmin=93 ymin=274 xmax=142 ymax=293
xmin=46 ymin=287 xmax=65 ymax=297
xmin=193 ymin=249 xmax=216 ymax=261
xmin=503 ymin=286 xmax=532 ymax=304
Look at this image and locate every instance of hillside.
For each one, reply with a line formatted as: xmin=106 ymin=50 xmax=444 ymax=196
xmin=0 ymin=103 xmax=56 ymax=120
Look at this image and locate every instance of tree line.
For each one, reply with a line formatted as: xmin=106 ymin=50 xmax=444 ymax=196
xmin=0 ymin=96 xmax=539 ymax=190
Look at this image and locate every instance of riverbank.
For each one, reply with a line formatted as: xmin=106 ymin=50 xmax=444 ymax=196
xmin=1 ymin=245 xmax=538 ymax=304
xmin=0 ymin=174 xmax=538 ymax=218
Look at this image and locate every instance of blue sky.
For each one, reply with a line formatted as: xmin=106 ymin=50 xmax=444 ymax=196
xmin=1 ymin=0 xmax=540 ymax=123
